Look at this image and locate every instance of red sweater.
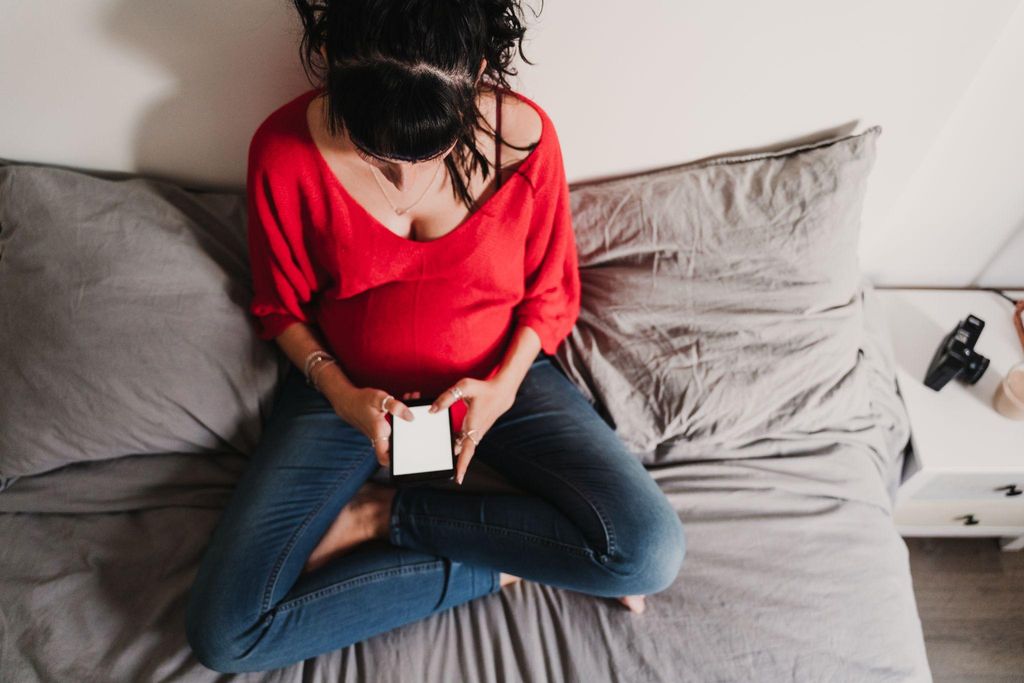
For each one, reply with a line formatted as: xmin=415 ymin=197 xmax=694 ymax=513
xmin=246 ymin=86 xmax=581 ymax=431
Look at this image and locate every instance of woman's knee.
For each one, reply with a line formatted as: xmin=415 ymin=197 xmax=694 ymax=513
xmin=185 ymin=593 xmax=235 ymax=672
xmin=602 ymin=504 xmax=686 ymax=596
xmin=185 ymin=573 xmax=272 ymax=671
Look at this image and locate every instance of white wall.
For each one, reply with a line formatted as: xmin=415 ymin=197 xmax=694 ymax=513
xmin=857 ymin=1 xmax=1024 ymax=288
xmin=1 ymin=0 xmax=1022 ymax=287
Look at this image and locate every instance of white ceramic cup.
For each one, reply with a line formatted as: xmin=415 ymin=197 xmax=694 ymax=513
xmin=992 ymin=360 xmax=1024 ymax=420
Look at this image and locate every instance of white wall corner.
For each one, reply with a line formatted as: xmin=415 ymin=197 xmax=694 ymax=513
xmin=861 ymin=0 xmax=1024 ymax=288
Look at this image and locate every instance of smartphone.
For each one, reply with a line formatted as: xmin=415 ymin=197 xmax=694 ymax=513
xmin=388 ymin=396 xmax=455 ymax=484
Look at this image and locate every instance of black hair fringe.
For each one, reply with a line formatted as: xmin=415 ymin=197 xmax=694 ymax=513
xmin=290 ymin=0 xmax=545 ymax=210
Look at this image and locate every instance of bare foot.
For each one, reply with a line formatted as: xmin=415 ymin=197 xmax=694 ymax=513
xmin=499 ymin=573 xmax=645 ymax=613
xmin=499 ymin=572 xmax=521 ymax=587
xmin=617 ymin=595 xmax=646 ymax=613
xmin=303 ymin=481 xmax=395 ymax=574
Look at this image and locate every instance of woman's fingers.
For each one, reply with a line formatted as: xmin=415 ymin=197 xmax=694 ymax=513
xmin=356 ymin=389 xmax=424 ymax=470
xmin=383 ymin=394 xmax=415 ymax=422
xmin=371 ymin=419 xmax=390 ymax=467
xmin=430 ymin=379 xmax=489 ymax=484
xmin=369 ymin=391 xmax=416 ymax=468
xmin=429 ymin=380 xmax=472 ymax=413
xmin=453 ymin=434 xmax=476 ymax=485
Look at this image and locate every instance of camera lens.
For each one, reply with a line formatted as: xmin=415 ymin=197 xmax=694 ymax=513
xmin=963 ymin=353 xmax=990 ymax=384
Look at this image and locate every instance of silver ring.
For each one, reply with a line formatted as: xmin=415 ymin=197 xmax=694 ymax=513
xmin=369 ymin=435 xmax=387 ymax=444
xmin=459 ymin=428 xmax=480 ymax=446
xmin=450 ymin=386 xmax=464 ymax=400
xmin=380 ymin=395 xmax=393 ymax=412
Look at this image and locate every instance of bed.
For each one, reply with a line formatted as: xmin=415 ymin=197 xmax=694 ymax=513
xmin=0 ymin=125 xmax=933 ymax=682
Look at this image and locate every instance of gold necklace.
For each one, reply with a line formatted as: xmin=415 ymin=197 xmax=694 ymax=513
xmin=368 ymin=160 xmax=444 ymax=216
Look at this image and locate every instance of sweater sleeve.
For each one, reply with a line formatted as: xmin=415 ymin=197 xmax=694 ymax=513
xmin=513 ymin=131 xmax=581 ymax=355
xmin=246 ymin=135 xmax=320 ymax=341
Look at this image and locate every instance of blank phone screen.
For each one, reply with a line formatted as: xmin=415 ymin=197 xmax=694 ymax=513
xmin=392 ymin=405 xmax=453 ymax=476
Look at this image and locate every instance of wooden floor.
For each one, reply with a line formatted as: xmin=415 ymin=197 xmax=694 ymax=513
xmin=906 ymin=537 xmax=1024 ymax=682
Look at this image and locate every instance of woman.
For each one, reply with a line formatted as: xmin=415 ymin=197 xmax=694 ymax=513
xmin=185 ymin=0 xmax=685 ymax=673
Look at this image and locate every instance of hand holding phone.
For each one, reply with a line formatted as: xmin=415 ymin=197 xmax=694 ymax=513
xmin=331 ymin=385 xmax=419 ymax=468
xmin=388 ymin=396 xmax=455 ymax=484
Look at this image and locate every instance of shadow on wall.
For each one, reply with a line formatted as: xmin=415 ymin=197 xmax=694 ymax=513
xmin=7 ymin=1 xmax=868 ymax=203
xmin=98 ymin=0 xmax=307 ymax=194
xmin=1 ymin=1 xmax=306 ymax=195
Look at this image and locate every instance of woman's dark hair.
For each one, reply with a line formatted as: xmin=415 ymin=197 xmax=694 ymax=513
xmin=291 ymin=0 xmax=544 ymax=210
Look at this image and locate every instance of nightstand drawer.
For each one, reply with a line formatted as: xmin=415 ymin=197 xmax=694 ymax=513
xmin=895 ymin=500 xmax=1024 ymax=529
xmin=907 ymin=472 xmax=1024 ymax=501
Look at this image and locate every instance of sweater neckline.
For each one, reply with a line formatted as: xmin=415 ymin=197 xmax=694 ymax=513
xmin=299 ymin=86 xmax=547 ymax=247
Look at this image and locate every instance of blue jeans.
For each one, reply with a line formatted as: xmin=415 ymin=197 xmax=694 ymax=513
xmin=185 ymin=352 xmax=686 ymax=673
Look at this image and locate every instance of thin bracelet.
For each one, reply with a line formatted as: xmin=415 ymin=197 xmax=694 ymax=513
xmin=303 ymin=349 xmax=332 ymax=377
xmin=303 ymin=350 xmax=334 ymax=385
xmin=310 ymin=358 xmax=338 ymax=392
xmin=307 ymin=355 xmax=334 ymax=387
xmin=302 ymin=350 xmax=324 ymax=378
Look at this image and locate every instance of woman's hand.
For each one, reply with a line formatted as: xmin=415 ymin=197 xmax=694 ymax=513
xmin=429 ymin=376 xmax=517 ymax=484
xmin=332 ymin=389 xmax=420 ymax=468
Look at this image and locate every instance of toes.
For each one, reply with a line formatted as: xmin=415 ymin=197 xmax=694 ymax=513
xmin=499 ymin=573 xmax=522 ymax=587
xmin=617 ymin=595 xmax=646 ymax=614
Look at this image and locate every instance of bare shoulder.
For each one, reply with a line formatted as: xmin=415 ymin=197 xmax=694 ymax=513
xmin=497 ymin=90 xmax=544 ymax=165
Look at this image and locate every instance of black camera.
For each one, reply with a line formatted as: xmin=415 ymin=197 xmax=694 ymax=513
xmin=923 ymin=314 xmax=990 ymax=391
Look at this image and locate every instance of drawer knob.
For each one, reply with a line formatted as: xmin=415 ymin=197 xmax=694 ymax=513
xmin=955 ymin=514 xmax=980 ymax=526
xmin=995 ymin=484 xmax=1022 ymax=497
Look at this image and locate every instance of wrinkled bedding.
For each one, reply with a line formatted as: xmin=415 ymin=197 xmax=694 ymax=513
xmin=0 ymin=280 xmax=931 ymax=682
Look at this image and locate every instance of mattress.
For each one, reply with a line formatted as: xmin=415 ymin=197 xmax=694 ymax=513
xmin=0 ymin=281 xmax=932 ymax=682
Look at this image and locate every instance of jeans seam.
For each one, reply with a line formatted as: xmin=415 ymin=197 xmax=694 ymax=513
xmin=491 ymin=361 xmax=620 ymax=559
xmin=274 ymin=560 xmax=444 ymax=612
xmin=259 ymin=463 xmax=363 ymax=615
xmin=406 ymin=514 xmax=594 ymax=558
xmin=485 ymin=449 xmax=618 ymax=560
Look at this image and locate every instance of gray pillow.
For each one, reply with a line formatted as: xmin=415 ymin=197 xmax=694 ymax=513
xmin=554 ymin=127 xmax=881 ymax=463
xmin=0 ymin=161 xmax=285 ymax=480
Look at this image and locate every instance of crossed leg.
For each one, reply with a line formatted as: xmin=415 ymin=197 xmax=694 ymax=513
xmin=185 ymin=355 xmax=685 ymax=674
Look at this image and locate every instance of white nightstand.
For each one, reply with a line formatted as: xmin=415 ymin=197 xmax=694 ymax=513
xmin=876 ymin=288 xmax=1024 ymax=551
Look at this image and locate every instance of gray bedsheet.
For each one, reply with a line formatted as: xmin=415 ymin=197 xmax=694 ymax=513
xmin=0 ymin=281 xmax=932 ymax=682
